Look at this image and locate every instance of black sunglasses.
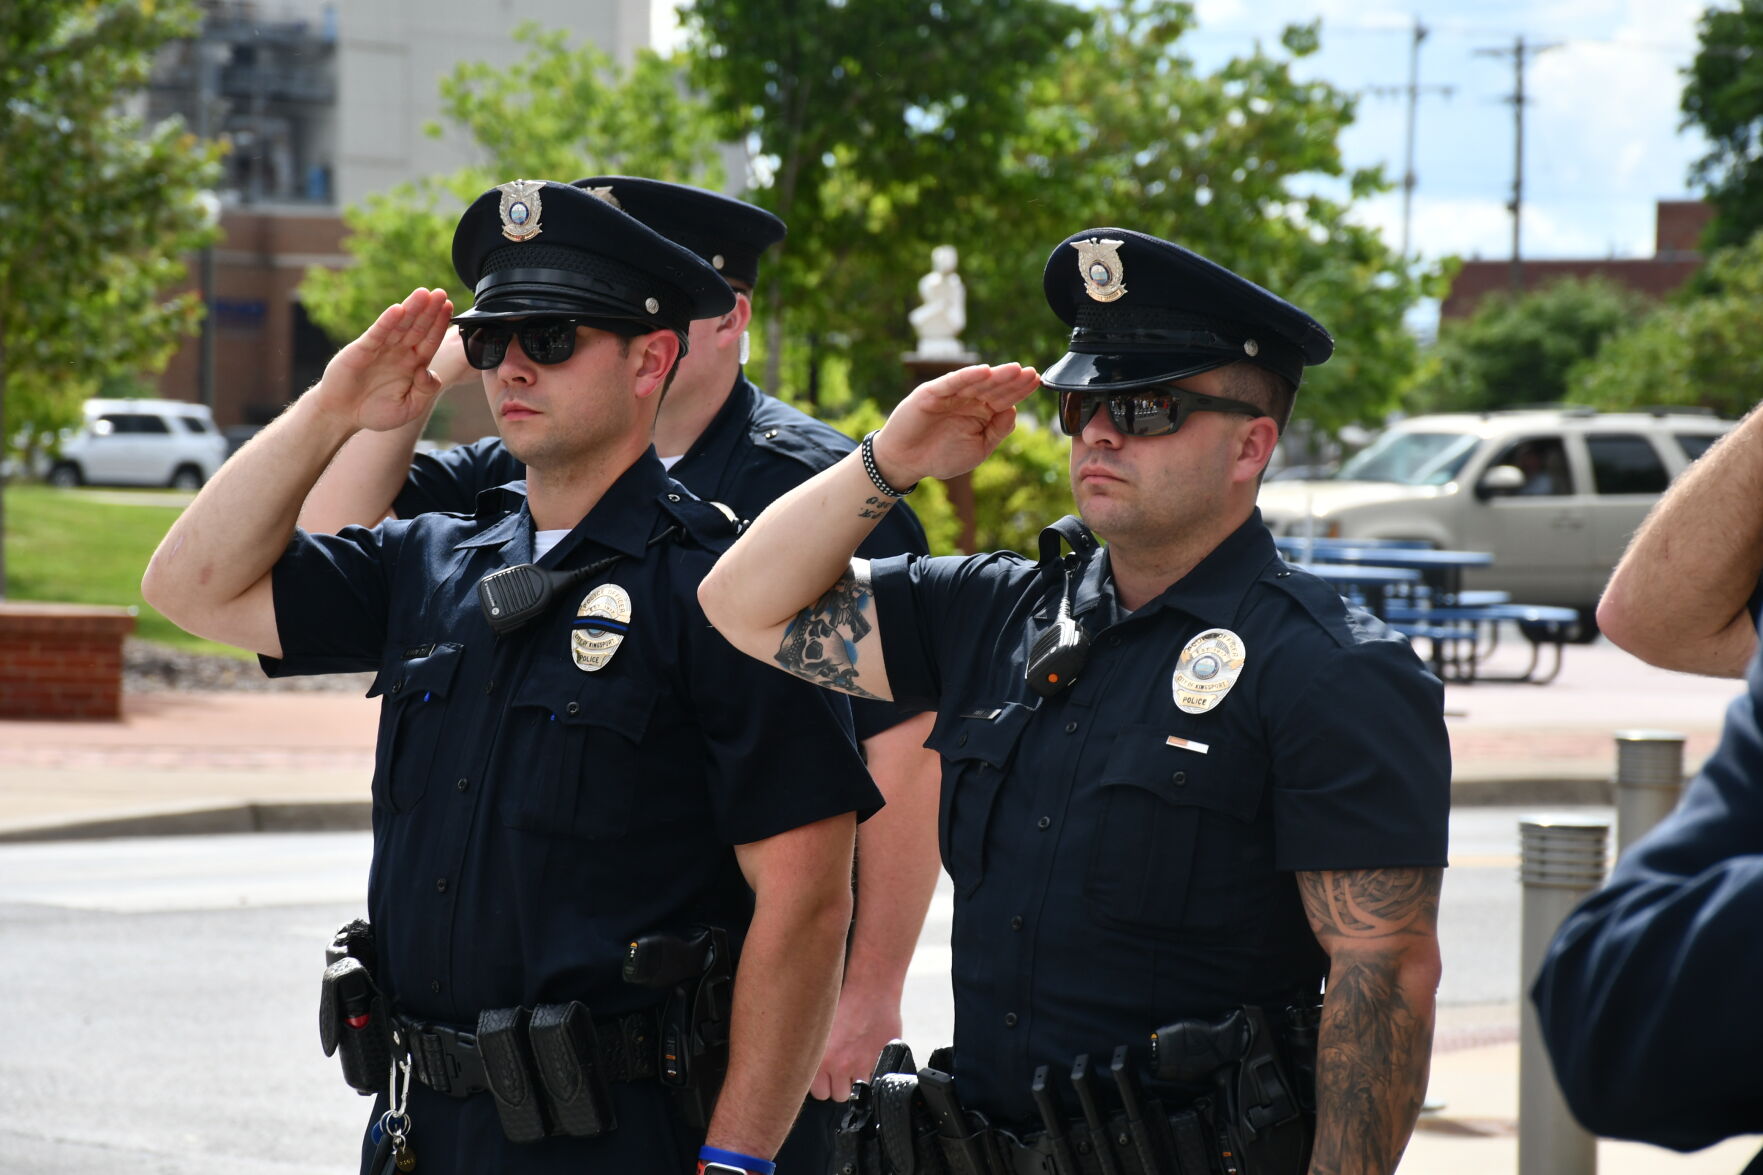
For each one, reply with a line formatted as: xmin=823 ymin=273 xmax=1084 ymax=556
xmin=459 ymin=318 xmax=585 ymax=370
xmin=1057 ymin=384 xmax=1265 ymax=438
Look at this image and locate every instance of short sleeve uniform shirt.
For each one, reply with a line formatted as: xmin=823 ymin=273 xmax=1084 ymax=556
xmin=868 ymin=511 xmax=1451 ymax=1125
xmin=267 ymin=453 xmax=880 ymax=1172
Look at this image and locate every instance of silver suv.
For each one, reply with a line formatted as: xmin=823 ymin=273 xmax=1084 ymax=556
xmin=43 ymin=399 xmax=229 ymax=490
xmin=1256 ymin=408 xmax=1734 ymax=621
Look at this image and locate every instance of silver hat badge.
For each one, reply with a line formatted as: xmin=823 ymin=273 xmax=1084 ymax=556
xmin=1072 ymin=237 xmax=1128 ymax=303
xmin=497 ymin=179 xmax=545 ymax=243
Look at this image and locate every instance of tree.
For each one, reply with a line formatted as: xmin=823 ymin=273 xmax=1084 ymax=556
xmin=0 ymin=0 xmax=222 ymax=595
xmin=1683 ymin=1 xmax=1763 ymax=249
xmin=1570 ymin=233 xmax=1763 ymax=418
xmin=299 ymin=25 xmax=726 ymax=343
xmin=1409 ymin=277 xmax=1646 ymax=415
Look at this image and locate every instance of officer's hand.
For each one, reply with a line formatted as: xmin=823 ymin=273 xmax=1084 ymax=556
xmin=871 ymin=363 xmax=1040 ymax=486
xmin=810 ymin=988 xmax=903 ymax=1101
xmin=312 ymin=288 xmax=455 ymax=433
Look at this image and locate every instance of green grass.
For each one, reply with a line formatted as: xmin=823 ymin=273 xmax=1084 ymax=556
xmin=2 ymin=484 xmax=253 ymax=659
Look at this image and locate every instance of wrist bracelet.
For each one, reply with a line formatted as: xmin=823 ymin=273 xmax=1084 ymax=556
xmin=698 ymin=1144 xmax=776 ymax=1175
xmin=860 ymin=430 xmax=918 ymax=498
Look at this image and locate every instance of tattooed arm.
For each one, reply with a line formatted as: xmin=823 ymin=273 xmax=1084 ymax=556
xmin=1297 ymin=866 xmax=1443 ymax=1175
xmin=699 ymin=363 xmax=1039 ymax=693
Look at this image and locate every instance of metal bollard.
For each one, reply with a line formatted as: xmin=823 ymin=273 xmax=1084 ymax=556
xmin=1612 ymin=730 xmax=1684 ymax=859
xmin=1518 ymin=816 xmax=1608 ymax=1175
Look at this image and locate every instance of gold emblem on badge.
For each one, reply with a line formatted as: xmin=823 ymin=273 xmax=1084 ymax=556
xmin=572 ymin=584 xmax=632 ymax=672
xmin=1172 ymin=628 xmax=1246 ymax=715
xmin=1072 ymin=237 xmax=1128 ymax=303
xmin=497 ymin=179 xmax=545 ymax=242
xmin=581 ymin=185 xmax=621 ymax=210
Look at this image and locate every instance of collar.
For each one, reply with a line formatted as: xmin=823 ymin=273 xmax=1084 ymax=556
xmin=670 ymin=372 xmax=755 ymax=489
xmin=453 ymin=452 xmax=672 ymax=565
xmin=1142 ymin=509 xmax=1278 ymax=626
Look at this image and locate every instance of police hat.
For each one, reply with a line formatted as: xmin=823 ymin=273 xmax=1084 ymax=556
xmin=573 ymin=177 xmax=786 ymax=289
xmin=1040 ymin=228 xmax=1333 ymax=393
xmin=451 ymin=179 xmax=735 ymax=333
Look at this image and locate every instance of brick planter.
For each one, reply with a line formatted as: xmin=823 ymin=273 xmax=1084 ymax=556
xmin=0 ymin=602 xmax=136 ymax=720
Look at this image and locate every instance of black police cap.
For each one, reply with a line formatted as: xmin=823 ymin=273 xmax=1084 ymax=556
xmin=573 ymin=176 xmax=786 ymax=289
xmin=451 ymin=179 xmax=735 ymax=334
xmin=1040 ymin=227 xmax=1333 ymax=393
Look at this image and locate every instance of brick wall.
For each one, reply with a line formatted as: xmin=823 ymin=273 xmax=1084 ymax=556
xmin=0 ymin=603 xmax=136 ymax=720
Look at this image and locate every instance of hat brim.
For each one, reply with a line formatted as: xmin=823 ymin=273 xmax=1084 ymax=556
xmin=1039 ymin=348 xmax=1237 ymax=392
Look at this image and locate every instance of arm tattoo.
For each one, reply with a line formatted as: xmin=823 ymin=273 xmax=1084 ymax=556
xmin=857 ymin=495 xmax=894 ymax=520
xmin=774 ymin=566 xmax=885 ymax=700
xmin=1299 ymin=867 xmax=1442 ymax=1175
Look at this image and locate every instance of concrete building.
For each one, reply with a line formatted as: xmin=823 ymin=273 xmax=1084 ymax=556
xmin=150 ymin=0 xmax=664 ymax=432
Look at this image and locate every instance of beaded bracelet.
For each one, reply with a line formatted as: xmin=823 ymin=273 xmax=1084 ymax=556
xmin=860 ymin=430 xmax=919 ymax=498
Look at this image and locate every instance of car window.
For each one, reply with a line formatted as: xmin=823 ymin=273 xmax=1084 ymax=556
xmin=1488 ymin=436 xmax=1572 ymax=496
xmin=104 ymin=413 xmax=171 ymax=435
xmin=1675 ymin=432 xmax=1722 ymax=463
xmin=1336 ymin=431 xmax=1480 ymax=485
xmin=1585 ymin=433 xmax=1669 ymax=495
xmin=175 ymin=416 xmax=214 ymax=434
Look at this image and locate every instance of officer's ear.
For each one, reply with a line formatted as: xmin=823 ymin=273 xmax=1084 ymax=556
xmin=1230 ymin=415 xmax=1281 ymax=486
xmin=631 ymin=329 xmax=684 ymax=402
xmin=713 ymin=290 xmax=753 ymax=348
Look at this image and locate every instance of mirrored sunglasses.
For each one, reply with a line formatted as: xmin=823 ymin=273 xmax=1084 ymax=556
xmin=1057 ymin=384 xmax=1265 ymax=438
xmin=459 ymin=318 xmax=584 ymax=370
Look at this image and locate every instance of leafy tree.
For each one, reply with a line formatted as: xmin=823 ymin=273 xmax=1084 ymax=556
xmin=1410 ymin=277 xmax=1646 ymax=415
xmin=1570 ymin=233 xmax=1763 ymax=418
xmin=300 ymin=25 xmax=725 ymax=343
xmin=1683 ymin=2 xmax=1763 ymax=248
xmin=0 ymin=0 xmax=222 ymax=594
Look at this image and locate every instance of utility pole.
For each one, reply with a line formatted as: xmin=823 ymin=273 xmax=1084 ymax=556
xmin=1476 ymin=35 xmax=1561 ymax=292
xmin=1367 ymin=18 xmax=1454 ymax=261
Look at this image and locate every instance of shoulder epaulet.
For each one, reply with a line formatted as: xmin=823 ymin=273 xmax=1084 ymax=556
xmin=1263 ymin=560 xmax=1376 ymax=648
xmin=747 ymin=393 xmax=856 ymax=473
xmin=657 ymin=488 xmax=744 ymax=548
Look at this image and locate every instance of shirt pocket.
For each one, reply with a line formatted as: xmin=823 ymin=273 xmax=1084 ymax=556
xmin=925 ymin=703 xmax=1034 ymax=898
xmin=366 ymin=642 xmax=465 ymax=814
xmin=501 ymin=662 xmax=659 ymax=839
xmin=1083 ymin=722 xmax=1267 ymax=934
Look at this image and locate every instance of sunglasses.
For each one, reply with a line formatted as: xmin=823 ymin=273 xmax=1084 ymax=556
xmin=459 ymin=318 xmax=585 ymax=370
xmin=1057 ymin=384 xmax=1265 ymax=438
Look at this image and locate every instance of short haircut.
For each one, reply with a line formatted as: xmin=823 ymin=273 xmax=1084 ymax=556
xmin=1218 ymin=362 xmax=1295 ymax=433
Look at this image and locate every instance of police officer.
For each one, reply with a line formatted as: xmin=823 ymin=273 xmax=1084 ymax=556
xmin=144 ymin=180 xmax=882 ymax=1174
xmin=700 ymin=229 xmax=1451 ymax=1174
xmin=295 ymin=176 xmax=943 ymax=1168
xmin=1530 ymin=402 xmax=1763 ymax=1165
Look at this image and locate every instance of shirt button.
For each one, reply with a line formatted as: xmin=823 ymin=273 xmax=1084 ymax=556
xmin=1037 ymin=816 xmax=1051 ymax=830
xmin=1010 ymin=915 xmax=1023 ymax=931
xmin=484 ymin=680 xmax=496 ymax=695
xmin=1064 ymin=721 xmax=1078 ymax=734
xmin=957 ymin=732 xmax=968 ymax=747
xmin=389 ymin=680 xmax=402 ymax=694
xmin=456 ymin=777 xmax=469 ymax=792
xmin=1172 ymin=771 xmax=1187 ymax=786
xmin=668 ymin=493 xmax=682 ymax=502
xmin=1004 ymin=1012 xmax=1018 ymax=1028
xmin=435 ymin=877 xmax=448 ymax=893
xmin=430 ymin=979 xmax=441 ymax=994
xmin=1109 ymin=635 xmax=1122 ymax=648
xmin=566 ymin=701 xmax=580 ymax=716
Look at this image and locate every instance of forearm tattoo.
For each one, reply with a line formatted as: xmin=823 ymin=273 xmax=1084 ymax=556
xmin=775 ymin=566 xmax=885 ymax=700
xmin=857 ymin=494 xmax=894 ymax=520
xmin=1299 ymin=866 xmax=1442 ymax=1175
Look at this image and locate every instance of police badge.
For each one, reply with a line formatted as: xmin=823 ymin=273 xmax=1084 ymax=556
xmin=580 ymin=185 xmax=621 ymax=210
xmin=572 ymin=584 xmax=632 ymax=672
xmin=1072 ymin=237 xmax=1128 ymax=303
xmin=1172 ymin=628 xmax=1246 ymax=715
xmin=497 ymin=179 xmax=545 ymax=242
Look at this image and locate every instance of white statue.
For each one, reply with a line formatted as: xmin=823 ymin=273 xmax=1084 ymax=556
xmin=909 ymin=244 xmax=967 ymax=357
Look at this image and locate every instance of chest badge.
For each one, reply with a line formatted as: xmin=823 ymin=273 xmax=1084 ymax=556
xmin=1172 ymin=628 xmax=1246 ymax=715
xmin=571 ymin=584 xmax=632 ymax=672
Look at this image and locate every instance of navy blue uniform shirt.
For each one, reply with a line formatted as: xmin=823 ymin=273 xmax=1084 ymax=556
xmin=1532 ymin=580 xmax=1763 ymax=1164
xmin=266 ymin=452 xmax=881 ymax=1173
xmin=395 ymin=373 xmax=930 ymax=742
xmin=868 ymin=510 xmax=1451 ymax=1125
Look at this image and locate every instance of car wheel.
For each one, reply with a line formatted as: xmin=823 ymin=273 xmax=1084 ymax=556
xmin=169 ymin=465 xmax=204 ymax=491
xmin=47 ymin=462 xmax=82 ymax=488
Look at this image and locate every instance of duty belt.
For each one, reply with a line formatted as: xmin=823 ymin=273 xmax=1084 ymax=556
xmin=393 ymin=1006 xmax=660 ymax=1098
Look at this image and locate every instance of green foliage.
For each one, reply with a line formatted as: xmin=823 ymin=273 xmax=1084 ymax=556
xmin=0 ymin=0 xmax=223 ymax=591
xmin=2 ymin=484 xmax=248 ymax=655
xmin=1570 ymin=233 xmax=1763 ymax=417
xmin=299 ymin=25 xmax=725 ymax=344
xmin=1683 ymin=2 xmax=1763 ymax=248
xmin=1410 ymin=277 xmax=1647 ymax=414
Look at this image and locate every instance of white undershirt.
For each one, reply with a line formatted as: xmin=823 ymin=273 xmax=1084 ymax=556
xmin=532 ymin=454 xmax=684 ymax=561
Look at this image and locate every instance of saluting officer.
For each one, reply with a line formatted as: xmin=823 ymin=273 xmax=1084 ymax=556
xmin=144 ymin=180 xmax=880 ymax=1175
xmin=295 ymin=175 xmax=943 ymax=1169
xmin=700 ymin=230 xmax=1451 ymax=1174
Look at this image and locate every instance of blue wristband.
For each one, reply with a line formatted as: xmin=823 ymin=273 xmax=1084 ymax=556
xmin=699 ymin=1145 xmax=776 ymax=1174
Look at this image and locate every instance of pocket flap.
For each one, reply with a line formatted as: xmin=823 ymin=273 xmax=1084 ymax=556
xmin=368 ymin=642 xmax=465 ymax=702
xmin=926 ymin=701 xmax=1035 ymax=769
xmin=511 ymin=662 xmax=658 ymax=737
xmin=1097 ymin=722 xmax=1264 ymax=822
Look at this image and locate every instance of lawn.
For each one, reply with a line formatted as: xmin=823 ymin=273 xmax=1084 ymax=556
xmin=2 ymin=484 xmax=253 ymax=658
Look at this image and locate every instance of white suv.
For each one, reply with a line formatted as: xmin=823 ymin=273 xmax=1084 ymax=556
xmin=43 ymin=399 xmax=229 ymax=490
xmin=1256 ymin=408 xmax=1735 ymax=623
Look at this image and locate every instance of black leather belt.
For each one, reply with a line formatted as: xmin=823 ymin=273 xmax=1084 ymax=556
xmin=393 ymin=1008 xmax=660 ymax=1098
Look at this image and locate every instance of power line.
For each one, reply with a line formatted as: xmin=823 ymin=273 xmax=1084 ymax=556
xmin=1365 ymin=18 xmax=1455 ymax=261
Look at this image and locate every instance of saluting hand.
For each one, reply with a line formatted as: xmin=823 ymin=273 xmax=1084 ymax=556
xmin=312 ymin=288 xmax=456 ymax=433
xmin=869 ymin=363 xmax=1041 ymax=487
